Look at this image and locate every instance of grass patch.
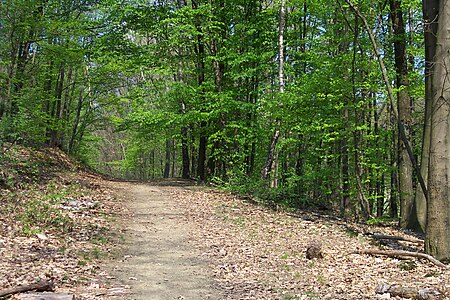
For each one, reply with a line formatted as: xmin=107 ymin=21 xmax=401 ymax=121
xmin=18 ymin=198 xmax=73 ymax=234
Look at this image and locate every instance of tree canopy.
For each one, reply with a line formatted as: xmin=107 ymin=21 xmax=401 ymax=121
xmin=3 ymin=0 xmax=450 ymax=260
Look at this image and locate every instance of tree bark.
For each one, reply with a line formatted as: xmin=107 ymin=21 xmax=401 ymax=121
xmin=415 ymin=0 xmax=439 ymax=233
xmin=389 ymin=0 xmax=414 ymax=229
xmin=261 ymin=129 xmax=281 ymax=180
xmin=425 ymin=0 xmax=450 ymax=262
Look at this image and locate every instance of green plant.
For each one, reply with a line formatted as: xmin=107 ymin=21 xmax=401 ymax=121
xmin=344 ymin=227 xmax=359 ymax=238
xmin=304 ymin=291 xmax=318 ymax=298
xmin=18 ymin=198 xmax=73 ymax=234
xmin=399 ymin=260 xmax=417 ymax=271
xmin=317 ymin=274 xmax=327 ymax=285
xmin=282 ymin=293 xmax=295 ymax=300
xmin=366 ymin=216 xmax=396 ymax=225
xmin=78 ymin=247 xmax=107 ymax=261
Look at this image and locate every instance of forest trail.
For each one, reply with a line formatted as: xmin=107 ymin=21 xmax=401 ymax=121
xmin=108 ymin=180 xmax=221 ymax=300
xmin=102 ymin=179 xmax=449 ymax=300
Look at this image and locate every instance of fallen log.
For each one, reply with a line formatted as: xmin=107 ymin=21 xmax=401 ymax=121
xmin=353 ymin=249 xmax=447 ymax=268
xmin=368 ymin=234 xmax=423 ymax=244
xmin=0 ymin=280 xmax=54 ymax=298
xmin=18 ymin=293 xmax=75 ymax=300
xmin=376 ymin=282 xmax=443 ymax=300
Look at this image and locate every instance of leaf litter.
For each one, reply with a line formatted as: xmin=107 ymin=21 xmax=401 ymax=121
xmin=0 ymin=146 xmax=128 ymax=299
xmin=1 ymin=146 xmax=449 ymax=299
xmin=172 ymin=189 xmax=450 ymax=299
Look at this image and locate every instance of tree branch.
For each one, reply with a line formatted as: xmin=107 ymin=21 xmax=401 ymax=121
xmin=352 ymin=249 xmax=447 ymax=268
xmin=0 ymin=280 xmax=54 ymax=298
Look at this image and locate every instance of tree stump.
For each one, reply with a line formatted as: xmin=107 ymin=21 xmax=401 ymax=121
xmin=306 ymin=240 xmax=323 ymax=259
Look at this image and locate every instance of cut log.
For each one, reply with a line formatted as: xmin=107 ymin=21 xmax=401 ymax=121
xmin=376 ymin=282 xmax=443 ymax=300
xmin=0 ymin=280 xmax=54 ymax=298
xmin=353 ymin=249 xmax=447 ymax=268
xmin=18 ymin=293 xmax=75 ymax=300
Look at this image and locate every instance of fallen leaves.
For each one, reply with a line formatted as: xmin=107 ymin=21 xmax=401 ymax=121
xmin=2 ymin=146 xmax=449 ymax=299
xmin=0 ymin=146 xmax=127 ymax=299
xmin=172 ymin=189 xmax=450 ymax=299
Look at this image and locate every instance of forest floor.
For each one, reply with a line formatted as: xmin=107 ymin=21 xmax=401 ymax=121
xmin=1 ymin=146 xmax=450 ymax=299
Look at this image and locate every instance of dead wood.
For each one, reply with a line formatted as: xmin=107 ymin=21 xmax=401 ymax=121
xmin=376 ymin=282 xmax=443 ymax=300
xmin=353 ymin=249 xmax=447 ymax=268
xmin=306 ymin=240 xmax=323 ymax=259
xmin=0 ymin=280 xmax=54 ymax=298
xmin=368 ymin=234 xmax=423 ymax=244
xmin=18 ymin=293 xmax=75 ymax=300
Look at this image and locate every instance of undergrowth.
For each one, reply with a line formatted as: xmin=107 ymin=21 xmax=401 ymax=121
xmin=1 ymin=145 xmax=97 ymax=236
xmin=214 ymin=171 xmax=321 ymax=212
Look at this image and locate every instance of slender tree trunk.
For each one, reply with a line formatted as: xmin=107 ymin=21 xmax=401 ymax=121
xmin=192 ymin=0 xmax=207 ymax=181
xmin=171 ymin=139 xmax=176 ymax=177
xmin=49 ymin=64 xmax=65 ymax=148
xmin=197 ymin=123 xmax=207 ymax=181
xmin=262 ymin=0 xmax=285 ymax=182
xmin=389 ymin=0 xmax=414 ymax=229
xmin=415 ymin=0 xmax=439 ymax=232
xmin=163 ymin=139 xmax=171 ymax=178
xmin=390 ymin=109 xmax=399 ymax=218
xmin=69 ymin=65 xmax=88 ymax=154
xmin=425 ymin=0 xmax=450 ymax=261
xmin=373 ymin=97 xmax=384 ymax=218
xmin=181 ymin=125 xmax=190 ymax=179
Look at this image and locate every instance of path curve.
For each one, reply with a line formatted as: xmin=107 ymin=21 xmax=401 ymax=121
xmin=110 ymin=181 xmax=220 ymax=300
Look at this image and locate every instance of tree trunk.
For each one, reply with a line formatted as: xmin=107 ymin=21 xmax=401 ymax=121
xmin=415 ymin=0 xmax=439 ymax=233
xmin=192 ymin=0 xmax=207 ymax=182
xmin=425 ymin=0 xmax=450 ymax=262
xmin=181 ymin=125 xmax=190 ymax=179
xmin=68 ymin=66 xmax=88 ymax=154
xmin=163 ymin=139 xmax=171 ymax=178
xmin=261 ymin=0 xmax=285 ymax=182
xmin=389 ymin=0 xmax=414 ymax=229
xmin=49 ymin=64 xmax=65 ymax=148
xmin=197 ymin=123 xmax=207 ymax=181
xmin=262 ymin=129 xmax=281 ymax=180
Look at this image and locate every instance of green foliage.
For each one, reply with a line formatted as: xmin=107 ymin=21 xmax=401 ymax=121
xmin=1 ymin=0 xmax=426 ymax=221
xmin=399 ymin=260 xmax=417 ymax=271
xmin=366 ymin=216 xmax=397 ymax=225
xmin=18 ymin=198 xmax=73 ymax=234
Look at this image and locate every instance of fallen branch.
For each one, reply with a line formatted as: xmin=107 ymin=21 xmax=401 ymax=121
xmin=18 ymin=293 xmax=75 ymax=300
xmin=376 ymin=282 xmax=443 ymax=300
xmin=367 ymin=234 xmax=424 ymax=244
xmin=353 ymin=249 xmax=447 ymax=268
xmin=0 ymin=280 xmax=54 ymax=298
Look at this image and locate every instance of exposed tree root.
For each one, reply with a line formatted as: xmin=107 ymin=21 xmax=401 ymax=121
xmin=353 ymin=249 xmax=447 ymax=268
xmin=367 ymin=234 xmax=424 ymax=244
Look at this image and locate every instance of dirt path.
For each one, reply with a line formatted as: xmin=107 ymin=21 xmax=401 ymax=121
xmin=109 ymin=181 xmax=221 ymax=300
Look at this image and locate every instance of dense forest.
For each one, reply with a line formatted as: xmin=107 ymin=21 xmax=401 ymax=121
xmin=1 ymin=0 xmax=450 ymax=261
